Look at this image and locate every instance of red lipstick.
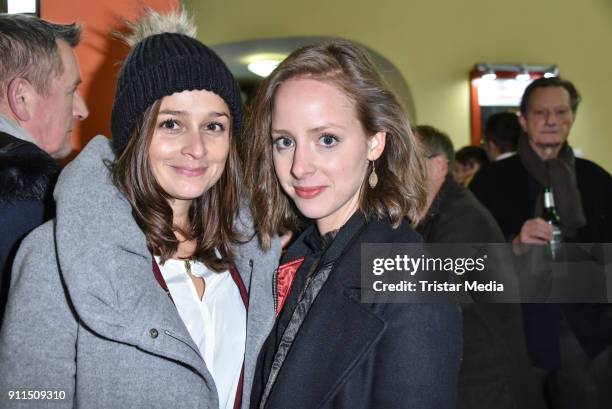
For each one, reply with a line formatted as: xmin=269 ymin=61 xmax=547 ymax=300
xmin=294 ymin=186 xmax=325 ymax=199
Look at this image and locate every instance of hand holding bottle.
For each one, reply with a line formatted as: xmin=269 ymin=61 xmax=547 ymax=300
xmin=512 ymin=187 xmax=563 ymax=258
xmin=513 ymin=218 xmax=554 ymax=245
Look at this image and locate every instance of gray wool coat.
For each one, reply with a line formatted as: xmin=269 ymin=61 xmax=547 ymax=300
xmin=0 ymin=136 xmax=280 ymax=409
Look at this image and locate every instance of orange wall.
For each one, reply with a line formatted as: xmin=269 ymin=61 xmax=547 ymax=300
xmin=41 ymin=0 xmax=179 ymax=158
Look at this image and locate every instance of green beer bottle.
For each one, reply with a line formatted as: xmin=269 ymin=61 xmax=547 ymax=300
xmin=543 ymin=187 xmax=562 ymax=259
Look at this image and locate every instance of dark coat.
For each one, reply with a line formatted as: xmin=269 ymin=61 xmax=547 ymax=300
xmin=251 ymin=214 xmax=462 ymax=409
xmin=469 ymin=155 xmax=612 ymax=243
xmin=418 ymin=177 xmax=546 ymax=409
xmin=470 ymin=154 xmax=612 ymax=369
xmin=418 ymin=176 xmax=504 ymax=243
xmin=0 ymin=131 xmax=58 ymax=326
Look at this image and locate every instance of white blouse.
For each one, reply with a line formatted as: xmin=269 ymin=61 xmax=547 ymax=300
xmin=155 ymin=257 xmax=246 ymax=409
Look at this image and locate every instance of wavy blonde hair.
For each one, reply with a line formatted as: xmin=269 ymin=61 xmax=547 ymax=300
xmin=244 ymin=39 xmax=427 ymax=249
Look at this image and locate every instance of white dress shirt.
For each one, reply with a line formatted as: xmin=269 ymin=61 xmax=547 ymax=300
xmin=495 ymin=151 xmax=516 ymax=161
xmin=155 ymin=257 xmax=246 ymax=409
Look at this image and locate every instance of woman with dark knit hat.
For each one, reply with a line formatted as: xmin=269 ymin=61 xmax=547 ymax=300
xmin=0 ymin=9 xmax=280 ymax=409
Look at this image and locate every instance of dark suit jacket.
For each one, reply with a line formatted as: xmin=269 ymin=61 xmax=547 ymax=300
xmin=419 ymin=176 xmax=504 ymax=243
xmin=470 ymin=154 xmax=612 ymax=369
xmin=418 ymin=177 xmax=546 ymax=409
xmin=252 ymin=214 xmax=462 ymax=409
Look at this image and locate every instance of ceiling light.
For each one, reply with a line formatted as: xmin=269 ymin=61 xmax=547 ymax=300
xmin=482 ymin=71 xmax=497 ymax=81
xmin=7 ymin=0 xmax=37 ymax=14
xmin=247 ymin=60 xmax=281 ymax=77
xmin=243 ymin=53 xmax=287 ymax=78
xmin=477 ymin=64 xmax=497 ymax=80
xmin=516 ymin=65 xmax=531 ymax=81
xmin=544 ymin=66 xmax=560 ymax=78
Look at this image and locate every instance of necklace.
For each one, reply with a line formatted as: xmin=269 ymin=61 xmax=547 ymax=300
xmin=184 ymin=259 xmax=206 ymax=299
xmin=184 ymin=259 xmax=193 ymax=275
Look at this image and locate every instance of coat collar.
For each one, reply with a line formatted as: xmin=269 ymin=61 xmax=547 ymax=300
xmin=264 ymin=280 xmax=385 ymax=409
xmin=53 ymin=136 xmax=279 ymax=400
xmin=263 ymin=215 xmax=418 ymax=408
xmin=0 ymin=113 xmax=38 ymax=146
xmin=0 ymin=132 xmax=59 ymax=203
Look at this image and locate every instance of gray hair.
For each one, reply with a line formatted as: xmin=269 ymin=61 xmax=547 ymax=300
xmin=0 ymin=14 xmax=81 ymax=95
xmin=520 ymin=76 xmax=581 ymax=115
xmin=415 ymin=125 xmax=455 ymax=174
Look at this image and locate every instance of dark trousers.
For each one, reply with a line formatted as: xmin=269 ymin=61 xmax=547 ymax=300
xmin=534 ymin=318 xmax=612 ymax=409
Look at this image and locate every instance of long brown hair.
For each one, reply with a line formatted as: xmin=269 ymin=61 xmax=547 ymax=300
xmin=111 ymin=99 xmax=243 ymax=271
xmin=244 ymin=39 xmax=427 ymax=250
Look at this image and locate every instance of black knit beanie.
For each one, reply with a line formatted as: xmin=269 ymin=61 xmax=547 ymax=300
xmin=110 ymin=32 xmax=242 ymax=156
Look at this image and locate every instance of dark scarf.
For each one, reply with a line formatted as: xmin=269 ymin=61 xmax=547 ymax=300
xmin=518 ymin=136 xmax=586 ymax=236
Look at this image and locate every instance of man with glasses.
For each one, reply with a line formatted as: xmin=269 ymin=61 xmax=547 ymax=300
xmin=470 ymin=77 xmax=612 ymax=409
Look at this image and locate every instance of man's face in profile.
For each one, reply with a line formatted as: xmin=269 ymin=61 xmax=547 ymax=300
xmin=26 ymin=39 xmax=88 ymax=159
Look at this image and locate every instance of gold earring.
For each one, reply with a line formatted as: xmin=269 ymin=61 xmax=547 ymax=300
xmin=368 ymin=161 xmax=378 ymax=188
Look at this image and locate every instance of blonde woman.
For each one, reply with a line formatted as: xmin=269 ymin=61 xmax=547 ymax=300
xmin=245 ymin=39 xmax=461 ymax=409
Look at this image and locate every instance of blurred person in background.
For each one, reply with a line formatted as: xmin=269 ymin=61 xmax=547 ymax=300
xmin=453 ymin=145 xmax=488 ymax=186
xmin=0 ymin=14 xmax=88 ymax=326
xmin=471 ymin=77 xmax=612 ymax=409
xmin=482 ymin=111 xmax=521 ymax=162
xmin=415 ymin=124 xmax=545 ymax=409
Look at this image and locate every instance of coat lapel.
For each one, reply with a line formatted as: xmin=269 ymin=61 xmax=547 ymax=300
xmin=128 ymin=258 xmax=216 ymax=385
xmin=234 ymin=236 xmax=279 ymax=409
xmin=264 ymin=278 xmax=385 ymax=409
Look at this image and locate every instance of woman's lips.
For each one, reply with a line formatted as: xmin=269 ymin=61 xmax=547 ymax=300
xmin=172 ymin=166 xmax=207 ymax=177
xmin=294 ymin=186 xmax=326 ymax=199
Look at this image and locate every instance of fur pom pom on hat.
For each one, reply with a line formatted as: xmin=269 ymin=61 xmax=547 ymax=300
xmin=110 ymin=9 xmax=242 ymax=155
